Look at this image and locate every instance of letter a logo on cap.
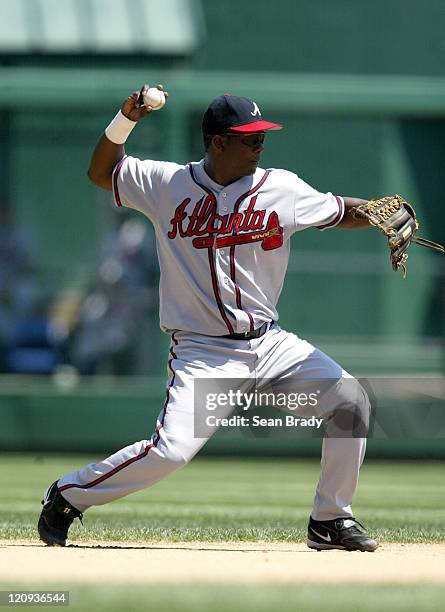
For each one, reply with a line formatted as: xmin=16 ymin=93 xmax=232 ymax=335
xmin=251 ymin=102 xmax=261 ymax=117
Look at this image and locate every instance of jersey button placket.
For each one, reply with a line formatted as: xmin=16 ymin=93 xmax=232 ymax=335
xmin=220 ymin=191 xmax=229 ymax=213
xmin=216 ymin=190 xmax=249 ymax=334
xmin=214 ymin=239 xmax=232 ymax=289
xmin=216 ymin=193 xmax=229 ymax=272
xmin=215 ymin=191 xmax=236 ymax=317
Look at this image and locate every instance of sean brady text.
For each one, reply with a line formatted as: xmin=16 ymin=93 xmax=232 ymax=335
xmin=205 ymin=415 xmax=324 ymax=429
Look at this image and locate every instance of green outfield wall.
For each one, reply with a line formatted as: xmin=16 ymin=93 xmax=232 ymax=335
xmin=200 ymin=0 xmax=445 ymax=77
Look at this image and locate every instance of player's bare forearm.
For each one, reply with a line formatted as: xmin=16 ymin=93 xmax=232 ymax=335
xmin=337 ymin=197 xmax=371 ymax=228
xmin=87 ymin=84 xmax=168 ymax=191
xmin=87 ymin=135 xmax=125 ymax=191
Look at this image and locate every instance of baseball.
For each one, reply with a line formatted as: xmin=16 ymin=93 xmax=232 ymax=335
xmin=142 ymin=87 xmax=165 ymax=111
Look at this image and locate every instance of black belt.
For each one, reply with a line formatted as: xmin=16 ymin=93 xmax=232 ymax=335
xmin=223 ymin=321 xmax=271 ymax=340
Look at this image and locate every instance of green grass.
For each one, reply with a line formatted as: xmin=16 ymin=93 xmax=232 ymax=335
xmin=0 ymin=454 xmax=444 ymax=543
xmin=1 ymin=583 xmax=445 ymax=612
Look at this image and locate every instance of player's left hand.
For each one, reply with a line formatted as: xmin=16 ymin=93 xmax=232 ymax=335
xmin=121 ymin=84 xmax=169 ymax=122
xmin=352 ymin=194 xmax=444 ymax=277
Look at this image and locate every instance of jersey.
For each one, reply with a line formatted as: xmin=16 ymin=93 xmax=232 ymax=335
xmin=112 ymin=156 xmax=345 ymax=336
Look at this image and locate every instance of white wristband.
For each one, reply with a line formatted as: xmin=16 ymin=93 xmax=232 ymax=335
xmin=105 ymin=110 xmax=137 ymax=144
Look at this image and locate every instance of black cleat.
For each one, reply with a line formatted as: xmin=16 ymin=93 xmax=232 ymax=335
xmin=307 ymin=516 xmax=379 ymax=552
xmin=38 ymin=481 xmax=83 ymax=546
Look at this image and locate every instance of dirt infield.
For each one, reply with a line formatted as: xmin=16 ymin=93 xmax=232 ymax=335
xmin=1 ymin=541 xmax=445 ymax=584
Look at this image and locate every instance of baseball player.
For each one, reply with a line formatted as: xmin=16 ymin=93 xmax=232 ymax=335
xmin=38 ymin=85 xmax=379 ymax=552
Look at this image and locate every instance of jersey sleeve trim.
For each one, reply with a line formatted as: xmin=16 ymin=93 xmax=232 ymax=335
xmin=112 ymin=155 xmax=128 ymax=208
xmin=317 ymin=196 xmax=345 ymax=230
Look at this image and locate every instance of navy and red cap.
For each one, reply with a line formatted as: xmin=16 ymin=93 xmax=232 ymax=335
xmin=202 ymin=94 xmax=283 ymax=135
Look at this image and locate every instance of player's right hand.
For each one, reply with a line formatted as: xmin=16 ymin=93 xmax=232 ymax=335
xmin=121 ymin=84 xmax=168 ymax=122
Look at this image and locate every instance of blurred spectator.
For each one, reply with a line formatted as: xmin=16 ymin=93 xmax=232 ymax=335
xmin=0 ymin=201 xmax=60 ymax=374
xmin=0 ymin=202 xmax=39 ymax=312
xmin=68 ymin=215 xmax=158 ymax=375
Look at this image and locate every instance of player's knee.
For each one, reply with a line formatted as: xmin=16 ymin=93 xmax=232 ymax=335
xmin=329 ymin=378 xmax=370 ymax=437
xmin=356 ymin=382 xmax=371 ymax=431
xmin=161 ymin=442 xmax=193 ymax=468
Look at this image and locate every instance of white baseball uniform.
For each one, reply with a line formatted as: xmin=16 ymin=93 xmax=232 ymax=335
xmin=57 ymin=155 xmax=369 ymax=521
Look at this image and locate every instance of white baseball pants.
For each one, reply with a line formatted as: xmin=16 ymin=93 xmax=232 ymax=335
xmin=58 ymin=325 xmax=369 ymax=521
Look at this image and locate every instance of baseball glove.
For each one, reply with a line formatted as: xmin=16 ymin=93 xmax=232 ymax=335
xmin=352 ymin=194 xmax=444 ymax=277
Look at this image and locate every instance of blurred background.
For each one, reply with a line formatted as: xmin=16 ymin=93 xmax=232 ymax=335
xmin=0 ymin=0 xmax=444 ymax=457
